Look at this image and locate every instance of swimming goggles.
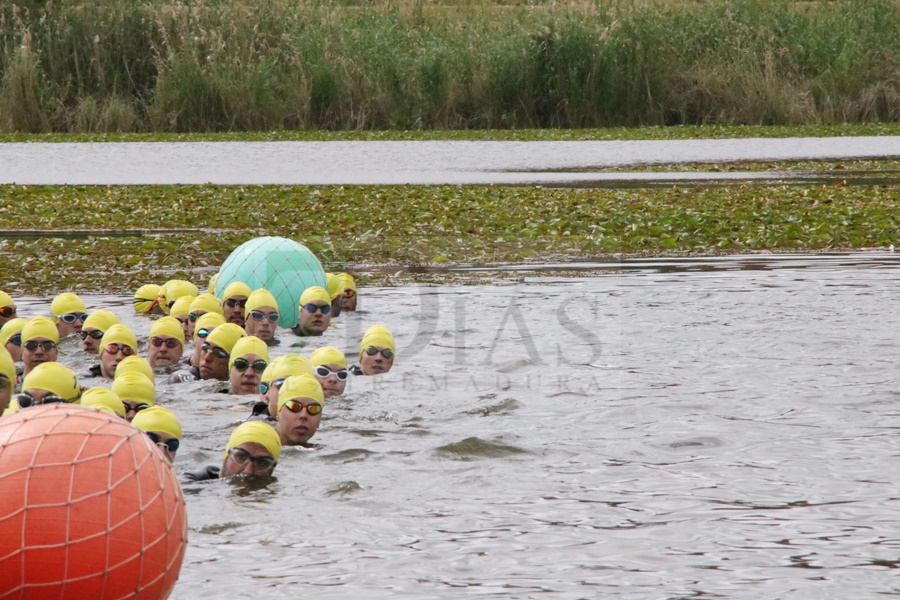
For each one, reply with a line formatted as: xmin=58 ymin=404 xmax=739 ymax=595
xmin=314 ymin=365 xmax=349 ymax=381
xmin=282 ymin=399 xmax=323 ymax=415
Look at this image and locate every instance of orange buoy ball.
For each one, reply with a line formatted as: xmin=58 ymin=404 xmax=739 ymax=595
xmin=0 ymin=404 xmax=187 ymax=599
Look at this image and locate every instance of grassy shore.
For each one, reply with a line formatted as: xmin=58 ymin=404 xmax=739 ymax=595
xmin=2 ymin=0 xmax=900 ymax=133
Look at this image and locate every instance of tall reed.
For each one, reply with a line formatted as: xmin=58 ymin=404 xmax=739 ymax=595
xmin=1 ymin=0 xmax=898 ymax=132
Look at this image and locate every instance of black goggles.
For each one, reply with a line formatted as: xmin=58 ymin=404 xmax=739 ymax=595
xmin=232 ymin=358 xmax=267 ymax=374
xmin=225 ymin=298 xmax=247 ymax=309
xmin=201 ymin=342 xmax=229 ymax=360
xmin=248 ymin=310 xmax=279 ymax=323
xmin=364 ymin=346 xmax=394 ymax=359
xmin=0 ymin=306 xmax=16 ymax=318
xmin=150 ymin=336 xmax=181 ymax=348
xmin=17 ymin=392 xmax=71 ymax=408
xmin=24 ymin=340 xmax=57 ymax=352
xmin=146 ymin=431 xmax=180 ymax=454
xmin=301 ymin=303 xmax=331 ymax=315
xmin=78 ymin=329 xmax=105 ymax=340
xmin=227 ymin=447 xmax=276 ymax=470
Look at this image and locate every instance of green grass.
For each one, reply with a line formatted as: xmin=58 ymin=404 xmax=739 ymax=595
xmin=2 ymin=0 xmax=900 ymax=133
xmin=1 ymin=180 xmax=898 ymax=293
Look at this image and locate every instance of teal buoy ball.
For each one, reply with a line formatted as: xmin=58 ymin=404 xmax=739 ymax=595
xmin=215 ymin=237 xmax=326 ymax=328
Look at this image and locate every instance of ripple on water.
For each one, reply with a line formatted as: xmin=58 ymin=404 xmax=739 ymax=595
xmin=433 ymin=437 xmax=530 ymax=460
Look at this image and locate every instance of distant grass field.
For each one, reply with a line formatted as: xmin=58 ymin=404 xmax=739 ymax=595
xmin=2 ymin=0 xmax=899 ymax=133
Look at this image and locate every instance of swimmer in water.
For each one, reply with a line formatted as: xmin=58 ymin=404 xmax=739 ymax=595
xmin=133 ymin=406 xmax=182 ymax=464
xmin=51 ymin=292 xmax=89 ymax=338
xmin=21 ymin=317 xmax=60 ymax=378
xmin=310 ymin=346 xmax=349 ymax=397
xmin=147 ymin=316 xmax=185 ymax=369
xmin=80 ymin=310 xmax=120 ymax=354
xmin=183 ymin=421 xmax=281 ymax=481
xmin=187 ymin=293 xmax=223 ymax=339
xmin=228 ymin=336 xmax=269 ymax=395
xmin=0 ymin=291 xmax=17 ymax=328
xmin=0 ymin=318 xmax=24 ymax=364
xmin=0 ymin=346 xmax=15 ymax=414
xmin=243 ymin=288 xmax=280 ymax=345
xmin=6 ymin=361 xmax=82 ymax=415
xmin=94 ymin=324 xmax=138 ymax=380
xmin=221 ymin=281 xmax=252 ymax=327
xmin=171 ymin=323 xmax=245 ymax=383
xmin=291 ymin=286 xmax=332 ymax=337
xmin=111 ymin=371 xmax=156 ymax=422
xmin=337 ymin=273 xmax=357 ymax=311
xmin=133 ymin=283 xmax=166 ymax=316
xmin=250 ymin=354 xmax=315 ymax=420
xmin=274 ymin=374 xmax=325 ymax=446
xmin=80 ymin=387 xmax=126 ymax=419
xmin=351 ymin=324 xmax=395 ymax=376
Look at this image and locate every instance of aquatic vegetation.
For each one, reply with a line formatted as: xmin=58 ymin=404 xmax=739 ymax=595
xmin=0 ymin=181 xmax=898 ymax=293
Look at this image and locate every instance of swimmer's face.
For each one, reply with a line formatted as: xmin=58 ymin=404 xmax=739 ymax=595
xmin=148 ymin=335 xmax=184 ymax=367
xmin=199 ymin=341 xmax=230 ymax=381
xmin=244 ymin=306 xmax=278 ymax=342
xmin=298 ymin=302 xmax=331 ymax=336
xmin=276 ymin=397 xmax=322 ymax=445
xmin=80 ymin=327 xmax=103 ymax=354
xmin=100 ymin=343 xmax=135 ymax=379
xmin=314 ymin=363 xmax=347 ymax=397
xmin=0 ymin=304 xmax=17 ymax=327
xmin=330 ymin=296 xmax=343 ymax=318
xmin=22 ymin=337 xmax=58 ymax=374
xmin=186 ymin=311 xmax=206 ymax=339
xmin=341 ymin=289 xmax=357 ymax=311
xmin=0 ymin=375 xmax=11 ymax=414
xmin=223 ymin=296 xmax=248 ymax=326
xmin=360 ymin=345 xmax=393 ymax=376
xmin=229 ymin=353 xmax=265 ymax=395
xmin=220 ymin=441 xmax=276 ymax=478
xmin=5 ymin=338 xmax=22 ymax=363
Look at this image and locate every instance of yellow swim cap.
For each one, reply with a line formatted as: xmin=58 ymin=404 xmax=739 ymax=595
xmin=277 ymin=374 xmax=324 ymax=412
xmin=0 ymin=317 xmax=25 ymax=346
xmin=310 ymin=346 xmax=347 ymax=368
xmin=0 ymin=346 xmax=15 ymax=387
xmin=262 ymin=354 xmax=314 ymax=384
xmin=99 ymin=324 xmax=138 ymax=356
xmin=21 ymin=362 xmax=81 ymax=402
xmin=50 ymin=293 xmax=86 ymax=318
xmin=299 ymin=286 xmax=330 ymax=307
xmin=81 ymin=387 xmax=125 ymax=418
xmin=22 ymin=316 xmax=60 ymax=344
xmin=82 ymin=309 xmax=120 ymax=333
xmin=169 ymin=295 xmax=195 ymax=318
xmin=150 ymin=316 xmax=185 ymax=345
xmin=225 ymin=421 xmax=281 ymax=462
xmin=228 ymin=336 xmax=270 ymax=370
xmin=164 ymin=280 xmax=199 ymax=305
xmin=194 ymin=312 xmax=226 ymax=341
xmin=0 ymin=291 xmax=13 ymax=308
xmin=337 ymin=273 xmax=356 ymax=293
xmin=111 ymin=372 xmax=156 ymax=405
xmin=207 ymin=273 xmax=219 ymax=295
xmin=206 ymin=323 xmax=246 ymax=355
xmin=190 ymin=293 xmax=224 ymax=316
xmin=221 ymin=281 xmax=252 ymax=301
xmin=246 ymin=288 xmax=278 ymax=313
xmin=133 ymin=283 xmax=163 ymax=314
xmin=115 ymin=355 xmax=155 ymax=382
xmin=359 ymin=324 xmax=396 ymax=361
xmin=325 ymin=273 xmax=342 ymax=300
xmin=132 ymin=405 xmax=182 ymax=440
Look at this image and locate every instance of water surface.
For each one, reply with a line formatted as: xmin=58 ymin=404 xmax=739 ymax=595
xmin=11 ymin=252 xmax=900 ymax=598
xmin=3 ymin=137 xmax=900 ymax=185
